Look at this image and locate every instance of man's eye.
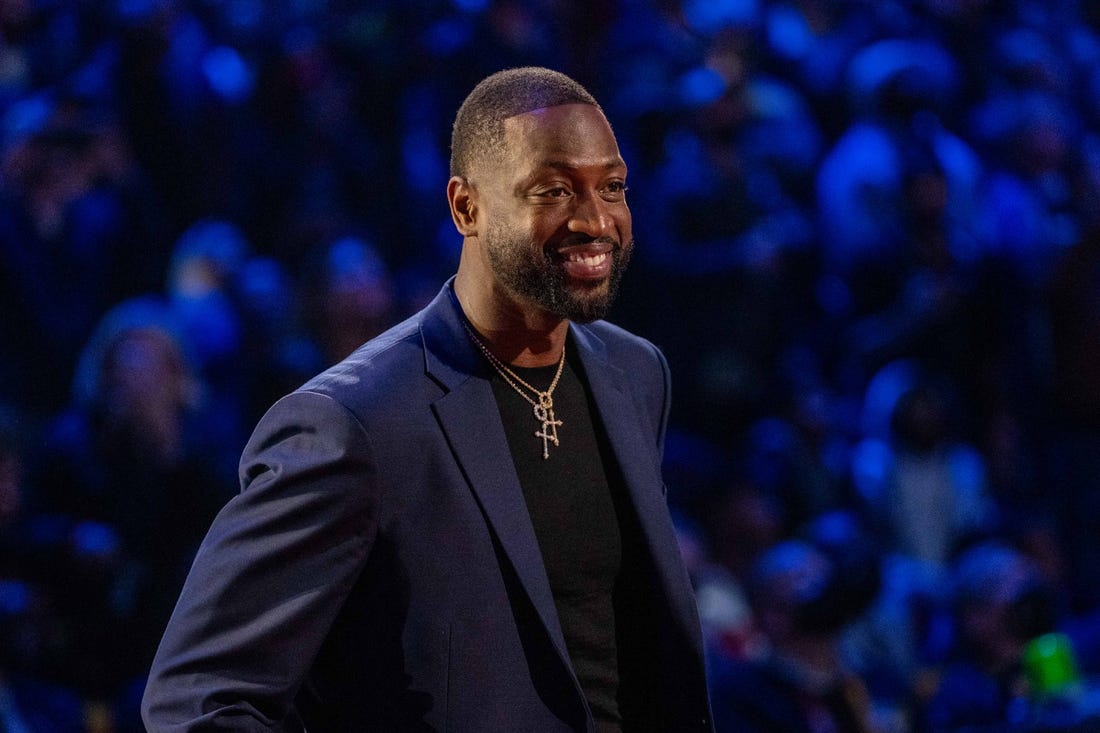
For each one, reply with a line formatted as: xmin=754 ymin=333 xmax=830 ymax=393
xmin=544 ymin=187 xmax=570 ymax=197
xmin=604 ymin=181 xmax=628 ymax=196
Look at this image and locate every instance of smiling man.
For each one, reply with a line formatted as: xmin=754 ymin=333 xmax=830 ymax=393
xmin=453 ymin=98 xmax=632 ymax=327
xmin=143 ymin=67 xmax=713 ymax=733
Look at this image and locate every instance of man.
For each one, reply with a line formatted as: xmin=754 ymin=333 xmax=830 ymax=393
xmin=142 ymin=66 xmax=713 ymax=732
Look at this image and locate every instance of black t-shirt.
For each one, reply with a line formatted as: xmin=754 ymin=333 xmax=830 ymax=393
xmin=489 ymin=340 xmax=658 ymax=732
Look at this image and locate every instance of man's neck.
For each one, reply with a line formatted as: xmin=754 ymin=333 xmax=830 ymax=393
xmin=453 ymin=271 xmax=569 ymax=367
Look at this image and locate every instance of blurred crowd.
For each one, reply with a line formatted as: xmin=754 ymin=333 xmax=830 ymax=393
xmin=2 ymin=0 xmax=1100 ymax=730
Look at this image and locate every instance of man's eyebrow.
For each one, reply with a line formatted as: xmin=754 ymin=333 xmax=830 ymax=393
xmin=534 ymin=158 xmax=627 ymax=171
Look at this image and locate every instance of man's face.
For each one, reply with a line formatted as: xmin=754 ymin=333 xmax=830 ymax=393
xmin=477 ymin=103 xmax=633 ymax=323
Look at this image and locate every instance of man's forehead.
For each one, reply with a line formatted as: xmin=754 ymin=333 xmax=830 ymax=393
xmin=502 ymin=101 xmax=598 ymax=122
xmin=502 ymin=103 xmax=610 ymax=133
xmin=501 ymin=104 xmax=621 ymax=156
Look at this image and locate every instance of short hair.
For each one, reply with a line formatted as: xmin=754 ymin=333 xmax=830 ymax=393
xmin=449 ymin=67 xmax=601 ymax=178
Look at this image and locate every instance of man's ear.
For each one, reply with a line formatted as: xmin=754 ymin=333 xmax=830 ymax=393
xmin=447 ymin=176 xmax=478 ymax=237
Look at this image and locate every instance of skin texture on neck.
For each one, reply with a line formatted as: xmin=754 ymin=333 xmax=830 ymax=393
xmin=449 ymin=103 xmax=631 ymax=367
xmin=453 ymin=259 xmax=569 ymax=367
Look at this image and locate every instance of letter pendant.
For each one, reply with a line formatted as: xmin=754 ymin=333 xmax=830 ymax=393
xmin=533 ymin=394 xmax=562 ymax=459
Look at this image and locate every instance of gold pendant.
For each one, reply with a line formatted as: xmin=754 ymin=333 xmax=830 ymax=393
xmin=532 ymin=395 xmax=562 ymax=459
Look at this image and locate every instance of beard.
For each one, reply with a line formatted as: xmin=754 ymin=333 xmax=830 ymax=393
xmin=484 ymin=220 xmax=632 ymax=323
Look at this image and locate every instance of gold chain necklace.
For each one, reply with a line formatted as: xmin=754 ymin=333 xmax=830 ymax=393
xmin=461 ymin=321 xmax=565 ymax=459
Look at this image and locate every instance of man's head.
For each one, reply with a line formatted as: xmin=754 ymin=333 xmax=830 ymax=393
xmin=448 ymin=67 xmax=632 ymax=324
xmin=450 ymin=67 xmax=600 ymax=180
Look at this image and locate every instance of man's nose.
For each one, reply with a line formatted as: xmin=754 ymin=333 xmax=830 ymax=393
xmin=567 ymin=191 xmax=615 ymax=238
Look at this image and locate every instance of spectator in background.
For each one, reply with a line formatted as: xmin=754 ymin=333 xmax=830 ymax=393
xmin=852 ymin=361 xmax=993 ymax=569
xmin=30 ymin=297 xmax=233 ymax=721
xmin=710 ymin=535 xmax=881 ymax=733
xmin=303 ymin=234 xmax=396 ymax=366
xmin=0 ymin=95 xmax=168 ymax=414
xmin=165 ymin=219 xmax=250 ymax=381
xmin=919 ymin=542 xmax=1057 ymax=733
xmin=164 ymin=218 xmax=254 ymax=477
xmin=883 ymin=380 xmax=988 ymax=565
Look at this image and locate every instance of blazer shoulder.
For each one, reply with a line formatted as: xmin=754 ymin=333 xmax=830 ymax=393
xmin=582 ymin=319 xmax=668 ymax=375
xmin=305 ymin=310 xmax=424 ymax=378
xmin=578 ymin=319 xmax=671 ymax=443
xmin=293 ymin=314 xmax=433 ymax=415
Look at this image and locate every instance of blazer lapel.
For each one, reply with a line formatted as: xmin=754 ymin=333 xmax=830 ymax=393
xmin=570 ymin=324 xmax=704 ymax=653
xmin=419 ymin=284 xmax=573 ymax=669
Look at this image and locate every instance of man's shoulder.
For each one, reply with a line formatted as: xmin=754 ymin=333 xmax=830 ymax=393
xmin=576 ymin=319 xmax=666 ymax=368
xmin=297 ymin=312 xmax=428 ymax=403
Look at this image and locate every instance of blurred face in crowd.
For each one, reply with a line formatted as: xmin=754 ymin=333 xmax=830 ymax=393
xmin=958 ymin=554 xmax=1054 ymax=674
xmin=100 ymin=328 xmax=192 ymax=460
xmin=474 ymin=103 xmax=633 ymax=323
xmin=103 ymin=329 xmax=187 ymax=417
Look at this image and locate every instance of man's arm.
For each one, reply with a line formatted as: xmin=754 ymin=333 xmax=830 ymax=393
xmin=142 ymin=390 xmax=380 ymax=732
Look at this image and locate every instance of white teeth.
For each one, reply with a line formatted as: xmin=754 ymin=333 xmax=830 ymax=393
xmin=566 ymin=252 xmax=608 ymax=266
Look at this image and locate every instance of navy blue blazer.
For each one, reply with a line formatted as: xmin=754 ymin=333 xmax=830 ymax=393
xmin=142 ymin=281 xmax=713 ymax=732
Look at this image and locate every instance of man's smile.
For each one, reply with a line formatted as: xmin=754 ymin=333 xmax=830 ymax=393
xmin=554 ymin=241 xmax=615 ymax=280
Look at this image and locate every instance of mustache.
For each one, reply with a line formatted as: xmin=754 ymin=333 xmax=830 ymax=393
xmin=555 ymin=235 xmax=622 ymax=249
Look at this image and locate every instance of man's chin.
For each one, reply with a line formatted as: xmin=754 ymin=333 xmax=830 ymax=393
xmin=558 ymin=281 xmax=615 ymax=323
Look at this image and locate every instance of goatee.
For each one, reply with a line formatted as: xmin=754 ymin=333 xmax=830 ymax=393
xmin=485 ymin=225 xmax=632 ymax=323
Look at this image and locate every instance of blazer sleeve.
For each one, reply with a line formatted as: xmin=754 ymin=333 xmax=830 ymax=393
xmin=142 ymin=390 xmax=380 ymax=732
